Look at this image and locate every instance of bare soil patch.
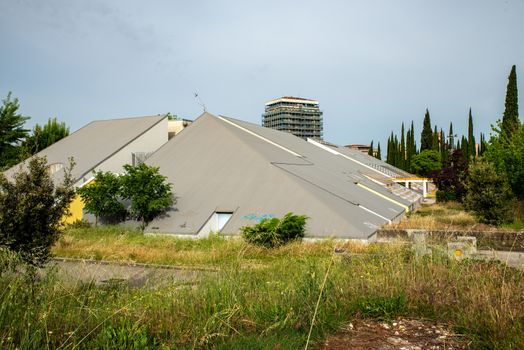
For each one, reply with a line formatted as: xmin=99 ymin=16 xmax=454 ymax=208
xmin=322 ymin=317 xmax=467 ymax=350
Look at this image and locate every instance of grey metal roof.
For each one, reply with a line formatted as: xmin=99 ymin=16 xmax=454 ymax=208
xmin=5 ymin=115 xmax=166 ymax=183
xmin=146 ymin=112 xmax=416 ymax=240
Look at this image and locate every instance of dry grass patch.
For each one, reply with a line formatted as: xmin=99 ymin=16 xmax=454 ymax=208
xmin=388 ymin=202 xmax=487 ymax=231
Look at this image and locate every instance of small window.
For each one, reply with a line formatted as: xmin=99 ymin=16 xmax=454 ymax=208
xmin=198 ymin=211 xmax=234 ymax=236
xmin=216 ymin=212 xmax=233 ymax=231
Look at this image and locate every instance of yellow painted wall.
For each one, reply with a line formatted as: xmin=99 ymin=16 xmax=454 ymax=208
xmin=64 ymin=194 xmax=84 ymax=224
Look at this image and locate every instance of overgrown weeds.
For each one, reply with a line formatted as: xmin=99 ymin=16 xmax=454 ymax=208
xmin=1 ymin=231 xmax=523 ymax=348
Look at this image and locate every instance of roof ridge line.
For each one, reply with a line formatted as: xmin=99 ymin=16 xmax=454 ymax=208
xmin=217 ymin=116 xmax=303 ymax=157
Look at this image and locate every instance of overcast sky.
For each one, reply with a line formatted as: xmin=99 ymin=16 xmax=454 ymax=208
xmin=1 ymin=0 xmax=523 ymax=147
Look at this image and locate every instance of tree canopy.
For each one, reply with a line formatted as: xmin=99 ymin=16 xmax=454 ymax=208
xmin=410 ymin=149 xmax=441 ymax=176
xmin=24 ymin=117 xmax=70 ymax=155
xmin=120 ymin=163 xmax=174 ymax=230
xmin=76 ymin=171 xmax=126 ymax=225
xmin=0 ymin=92 xmax=29 ymax=168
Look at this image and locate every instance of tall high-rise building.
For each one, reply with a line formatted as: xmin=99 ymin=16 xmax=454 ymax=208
xmin=262 ymin=96 xmax=323 ymax=140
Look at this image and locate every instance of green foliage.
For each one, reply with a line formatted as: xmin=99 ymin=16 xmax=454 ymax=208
xmin=24 ymin=117 xmax=69 ymax=155
xmin=420 ymin=109 xmax=433 ymax=151
xmin=501 ymin=65 xmax=520 ymax=141
xmin=241 ymin=213 xmax=307 ymax=248
xmin=375 ymin=142 xmax=381 ymax=160
xmin=121 ymin=163 xmax=174 ymax=230
xmin=432 ymin=150 xmax=468 ymax=202
xmin=463 ymin=159 xmax=516 ymax=225
xmin=368 ymin=140 xmax=373 ymax=156
xmin=410 ymin=149 xmax=441 ymax=176
xmin=77 ymin=171 xmax=126 ymax=225
xmin=0 ymin=156 xmax=75 ymax=267
xmin=356 ymin=293 xmax=407 ymax=321
xmin=486 ymin=124 xmax=524 ymax=199
xmin=92 ymin=321 xmax=154 ymax=349
xmin=0 ymin=92 xmax=30 ymax=168
xmin=467 ymin=108 xmax=476 ymax=159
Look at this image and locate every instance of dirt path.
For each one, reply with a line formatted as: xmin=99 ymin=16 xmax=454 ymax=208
xmin=322 ymin=317 xmax=467 ymax=350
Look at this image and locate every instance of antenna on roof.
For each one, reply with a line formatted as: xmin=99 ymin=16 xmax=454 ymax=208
xmin=194 ymin=93 xmax=206 ymax=112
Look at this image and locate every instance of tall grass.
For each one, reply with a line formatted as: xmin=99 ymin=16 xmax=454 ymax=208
xmin=389 ymin=202 xmax=486 ymax=230
xmin=2 ymin=240 xmax=524 ymax=349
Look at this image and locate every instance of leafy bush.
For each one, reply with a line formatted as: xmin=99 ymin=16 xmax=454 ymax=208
xmin=0 ymin=156 xmax=75 ymax=268
xmin=463 ymin=159 xmax=516 ymax=225
xmin=485 ymin=124 xmax=524 ymax=199
xmin=241 ymin=213 xmax=307 ymax=248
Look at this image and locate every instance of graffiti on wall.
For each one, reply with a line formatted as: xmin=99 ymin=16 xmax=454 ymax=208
xmin=242 ymin=213 xmax=275 ymax=222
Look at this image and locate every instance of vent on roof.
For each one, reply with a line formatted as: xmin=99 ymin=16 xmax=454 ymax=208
xmin=132 ymin=152 xmax=151 ymax=166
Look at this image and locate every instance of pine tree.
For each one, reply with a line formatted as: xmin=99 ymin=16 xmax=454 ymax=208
xmin=501 ymin=65 xmax=520 ymax=140
xmin=468 ymin=108 xmax=476 ymax=158
xmin=421 ymin=109 xmax=433 ymax=151
xmin=0 ymin=92 xmax=30 ymax=168
xmin=368 ymin=140 xmax=374 ymax=156
xmin=376 ymin=142 xmax=381 ymax=160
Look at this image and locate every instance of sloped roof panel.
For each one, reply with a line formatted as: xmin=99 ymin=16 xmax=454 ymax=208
xmin=5 ymin=115 xmax=166 ymax=183
xmin=145 ymin=112 xmax=410 ymax=239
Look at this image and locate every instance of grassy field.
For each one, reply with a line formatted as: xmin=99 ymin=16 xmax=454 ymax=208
xmin=387 ymin=201 xmax=524 ymax=231
xmin=0 ymin=227 xmax=522 ymax=349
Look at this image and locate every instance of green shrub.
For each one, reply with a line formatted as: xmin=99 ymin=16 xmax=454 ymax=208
xmin=463 ymin=159 xmax=516 ymax=225
xmin=0 ymin=156 xmax=75 ymax=268
xmin=241 ymin=213 xmax=307 ymax=248
xmin=92 ymin=321 xmax=154 ymax=350
xmin=355 ymin=293 xmax=407 ymax=321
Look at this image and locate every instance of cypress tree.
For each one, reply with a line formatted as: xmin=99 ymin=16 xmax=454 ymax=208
xmin=501 ymin=65 xmax=520 ymax=140
xmin=461 ymin=135 xmax=468 ymax=158
xmin=368 ymin=140 xmax=374 ymax=156
xmin=479 ymin=133 xmax=487 ymax=156
xmin=394 ymin=134 xmax=400 ymax=167
xmin=376 ymin=142 xmax=381 ymax=160
xmin=387 ymin=133 xmax=393 ymax=165
xmin=432 ymin=125 xmax=439 ymax=151
xmin=400 ymin=123 xmax=406 ymax=170
xmin=411 ymin=121 xmax=417 ymax=155
xmin=406 ymin=126 xmax=411 ymax=170
xmin=440 ymin=128 xmax=448 ymax=166
xmin=468 ymin=108 xmax=476 ymax=158
xmin=421 ymin=109 xmax=433 ymax=151
xmin=448 ymin=122 xmax=454 ymax=150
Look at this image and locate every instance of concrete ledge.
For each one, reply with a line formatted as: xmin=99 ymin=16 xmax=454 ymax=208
xmin=377 ymin=229 xmax=524 ymax=252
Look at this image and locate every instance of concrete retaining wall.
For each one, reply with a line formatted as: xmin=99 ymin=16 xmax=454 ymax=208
xmin=377 ymin=229 xmax=524 ymax=252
